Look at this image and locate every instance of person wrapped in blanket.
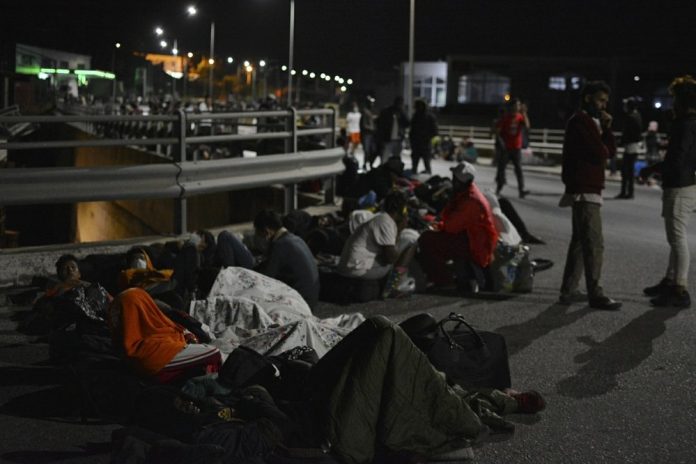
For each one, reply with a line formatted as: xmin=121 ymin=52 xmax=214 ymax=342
xmin=109 ymin=287 xmax=221 ymax=384
xmin=132 ymin=316 xmax=544 ymax=464
xmin=20 ymin=254 xmax=112 ymax=336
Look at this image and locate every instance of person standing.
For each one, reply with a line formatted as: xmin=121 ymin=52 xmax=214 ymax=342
xmin=376 ymin=97 xmax=409 ymax=165
xmin=360 ymin=98 xmax=377 ymax=170
xmin=639 ymin=75 xmax=696 ymax=308
xmin=558 ymin=81 xmax=622 ymax=310
xmin=346 ymin=102 xmax=362 ymax=156
xmin=616 ymin=98 xmax=643 ymax=199
xmin=409 ymin=99 xmax=439 ymax=174
xmin=495 ymin=98 xmax=531 ymax=198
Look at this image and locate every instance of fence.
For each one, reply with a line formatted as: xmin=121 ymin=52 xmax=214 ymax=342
xmin=0 ymin=108 xmax=340 ymax=234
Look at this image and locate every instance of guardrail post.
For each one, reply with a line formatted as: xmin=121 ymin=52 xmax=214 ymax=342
xmin=174 ymin=109 xmax=188 ymax=235
xmin=283 ymin=107 xmax=298 ymax=214
xmin=323 ymin=106 xmax=337 ymax=205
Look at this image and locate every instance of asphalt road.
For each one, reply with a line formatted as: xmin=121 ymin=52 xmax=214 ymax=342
xmin=1 ymin=155 xmax=696 ymax=463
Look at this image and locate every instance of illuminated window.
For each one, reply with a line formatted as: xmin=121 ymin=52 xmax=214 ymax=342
xmin=549 ymin=76 xmax=566 ymax=91
xmin=458 ymin=72 xmax=510 ymax=104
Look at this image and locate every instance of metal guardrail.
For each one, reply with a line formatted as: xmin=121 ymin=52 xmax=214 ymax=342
xmin=0 ymin=108 xmax=339 ymax=234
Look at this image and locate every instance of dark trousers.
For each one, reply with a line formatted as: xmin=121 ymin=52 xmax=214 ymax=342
xmin=620 ymin=153 xmax=637 ymax=197
xmin=411 ymin=150 xmax=432 ymax=174
xmin=216 ymin=230 xmax=254 ymax=269
xmin=496 ymin=149 xmax=525 ymax=194
xmin=560 ymin=202 xmax=604 ymax=298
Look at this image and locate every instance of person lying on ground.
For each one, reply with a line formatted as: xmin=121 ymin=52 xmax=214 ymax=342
xmin=337 ymin=190 xmax=418 ymax=298
xmin=161 ymin=316 xmax=545 ymax=464
xmin=253 ymin=210 xmax=320 ymax=308
xmin=109 ymin=287 xmax=221 ymax=384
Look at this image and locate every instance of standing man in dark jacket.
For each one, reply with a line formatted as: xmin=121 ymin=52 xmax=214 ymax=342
xmin=409 ymin=99 xmax=439 ymax=174
xmin=640 ymin=75 xmax=696 ymax=308
xmin=254 ymin=210 xmax=320 ymax=308
xmin=558 ymin=81 xmax=622 ymax=310
xmin=376 ymin=97 xmax=409 ymax=165
xmin=617 ymin=98 xmax=644 ymax=199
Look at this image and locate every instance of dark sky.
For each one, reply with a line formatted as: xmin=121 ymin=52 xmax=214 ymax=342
xmin=2 ymin=0 xmax=695 ymax=77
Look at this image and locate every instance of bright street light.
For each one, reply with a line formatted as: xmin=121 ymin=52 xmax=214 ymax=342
xmin=245 ymin=65 xmax=253 ymax=72
xmin=340 ymin=85 xmax=347 ymax=92
xmin=634 ymin=75 xmax=641 ymax=82
xmin=290 ymin=69 xmax=297 ymax=75
xmin=187 ymin=5 xmax=197 ymax=16
xmin=172 ymin=47 xmax=178 ymax=55
xmin=115 ymin=42 xmax=121 ymax=48
xmin=208 ymin=58 xmax=215 ymax=65
xmin=160 ymin=40 xmax=168 ymax=48
xmin=259 ymin=60 xmax=266 ymax=67
xmin=281 ymin=65 xmax=288 ymax=71
xmin=324 ymin=75 xmax=331 ymax=81
xmin=244 ymin=60 xmax=250 ymax=67
xmin=309 ymin=72 xmax=315 ymax=78
xmin=187 ymin=52 xmax=194 ymax=58
xmin=320 ymin=73 xmax=325 ymax=78
xmin=155 ymin=27 xmax=164 ymax=36
xmin=347 ymin=78 xmax=353 ymax=85
xmin=334 ymin=75 xmax=340 ymax=81
xmin=227 ymin=57 xmax=234 ymax=63
xmin=302 ymin=69 xmax=308 ymax=76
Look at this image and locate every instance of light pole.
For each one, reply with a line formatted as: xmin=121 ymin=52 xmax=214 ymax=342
xmin=287 ymin=0 xmax=295 ymax=107
xmin=112 ymin=42 xmax=120 ymax=103
xmin=187 ymin=6 xmax=215 ymax=100
xmin=408 ymin=0 xmax=415 ymax=116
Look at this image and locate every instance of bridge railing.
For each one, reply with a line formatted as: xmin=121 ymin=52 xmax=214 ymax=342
xmin=0 ymin=108 xmax=340 ymax=234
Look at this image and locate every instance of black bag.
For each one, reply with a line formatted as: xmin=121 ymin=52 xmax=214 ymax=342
xmin=403 ymin=312 xmax=511 ymax=390
xmin=217 ymin=346 xmax=281 ymax=391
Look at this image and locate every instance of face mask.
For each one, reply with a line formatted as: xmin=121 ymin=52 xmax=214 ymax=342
xmin=132 ymin=258 xmax=147 ymax=270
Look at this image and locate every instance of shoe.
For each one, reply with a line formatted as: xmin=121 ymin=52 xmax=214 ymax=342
xmin=558 ymin=290 xmax=587 ymax=305
xmin=511 ymin=390 xmax=546 ymax=414
xmin=644 ymin=278 xmax=674 ymax=297
xmin=615 ymin=193 xmax=627 ymax=199
xmin=625 ymin=194 xmax=634 ymax=199
xmin=522 ymin=234 xmax=546 ymax=245
xmin=650 ymin=286 xmax=691 ymax=308
xmin=519 ymin=190 xmax=530 ymax=198
xmin=588 ymin=295 xmax=622 ymax=310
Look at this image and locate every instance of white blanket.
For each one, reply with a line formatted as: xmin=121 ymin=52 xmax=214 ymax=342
xmin=190 ymin=267 xmax=364 ymax=359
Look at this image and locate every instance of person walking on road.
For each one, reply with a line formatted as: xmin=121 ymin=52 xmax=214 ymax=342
xmin=409 ymin=99 xmax=438 ymax=175
xmin=360 ymin=98 xmax=378 ymax=170
xmin=558 ymin=81 xmax=622 ymax=310
xmin=639 ymin=75 xmax=696 ymax=308
xmin=616 ymin=97 xmax=644 ymax=199
xmin=346 ymin=102 xmax=362 ymax=156
xmin=376 ymin=97 xmax=409 ymax=165
xmin=495 ymin=98 xmax=531 ymax=198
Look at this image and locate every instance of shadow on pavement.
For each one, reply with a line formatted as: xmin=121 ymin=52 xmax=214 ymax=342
xmin=2 ymin=442 xmax=111 ymax=464
xmin=494 ymin=303 xmax=594 ymax=356
xmin=0 ymin=366 xmax=66 ymax=387
xmin=0 ymin=385 xmax=81 ymax=420
xmin=556 ymin=304 xmax=688 ymax=398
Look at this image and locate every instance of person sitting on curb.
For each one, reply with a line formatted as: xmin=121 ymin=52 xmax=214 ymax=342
xmin=337 ymin=190 xmax=418 ymax=298
xmin=254 ymin=209 xmax=321 ymax=309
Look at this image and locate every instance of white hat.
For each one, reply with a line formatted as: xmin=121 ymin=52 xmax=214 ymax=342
xmin=450 ymin=162 xmax=477 ymax=184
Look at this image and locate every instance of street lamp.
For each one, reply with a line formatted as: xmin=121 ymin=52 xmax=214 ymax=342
xmin=287 ymin=0 xmax=295 ymax=107
xmin=187 ymin=5 xmax=214 ymax=100
xmin=227 ymin=57 xmax=234 ymax=64
xmin=155 ymin=26 xmax=164 ymax=36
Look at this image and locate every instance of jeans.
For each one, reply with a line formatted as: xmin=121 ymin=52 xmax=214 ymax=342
xmin=620 ymin=153 xmax=637 ymax=197
xmin=496 ymin=149 xmax=525 ymax=194
xmin=560 ymin=202 xmax=605 ymax=298
xmin=662 ymin=185 xmax=696 ymax=286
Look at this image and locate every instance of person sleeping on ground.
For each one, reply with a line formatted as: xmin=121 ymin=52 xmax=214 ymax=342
xmin=142 ymin=316 xmax=545 ymax=464
xmin=109 ymin=287 xmax=221 ymax=384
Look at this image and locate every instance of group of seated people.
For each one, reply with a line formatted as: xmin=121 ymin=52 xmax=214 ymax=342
xmin=20 ymin=160 xmax=550 ymax=463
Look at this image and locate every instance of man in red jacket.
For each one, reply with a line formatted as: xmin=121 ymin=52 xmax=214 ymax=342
xmin=558 ymin=81 xmax=622 ymax=310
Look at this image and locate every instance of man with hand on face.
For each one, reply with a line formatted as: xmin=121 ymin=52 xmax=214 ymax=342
xmin=558 ymin=81 xmax=621 ymax=310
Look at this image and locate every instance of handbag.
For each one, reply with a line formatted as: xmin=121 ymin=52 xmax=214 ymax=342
xmin=412 ymin=313 xmax=511 ymax=390
xmin=490 ymin=243 xmax=534 ymax=293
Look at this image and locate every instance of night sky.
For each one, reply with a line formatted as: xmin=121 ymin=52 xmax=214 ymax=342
xmin=2 ymin=0 xmax=695 ymax=78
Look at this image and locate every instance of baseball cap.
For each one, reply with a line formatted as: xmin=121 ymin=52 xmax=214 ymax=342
xmin=450 ymin=162 xmax=476 ymax=184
